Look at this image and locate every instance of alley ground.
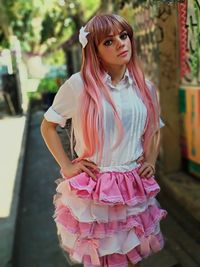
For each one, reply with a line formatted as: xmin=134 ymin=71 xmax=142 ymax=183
xmin=13 ymin=108 xmax=200 ymax=267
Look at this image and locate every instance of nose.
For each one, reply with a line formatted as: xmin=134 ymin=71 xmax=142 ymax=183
xmin=116 ymin=37 xmax=125 ymax=49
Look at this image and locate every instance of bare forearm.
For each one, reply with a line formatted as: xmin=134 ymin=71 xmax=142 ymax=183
xmin=145 ymin=130 xmax=161 ymax=165
xmin=40 ymin=119 xmax=71 ymax=169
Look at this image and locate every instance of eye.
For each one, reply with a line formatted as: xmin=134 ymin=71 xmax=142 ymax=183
xmin=103 ymin=39 xmax=113 ymax=46
xmin=120 ymin=32 xmax=128 ymax=40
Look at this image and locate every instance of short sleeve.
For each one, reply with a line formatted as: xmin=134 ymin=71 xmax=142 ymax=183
xmin=44 ymin=79 xmax=75 ymax=127
xmin=159 ymin=117 xmax=165 ymax=128
xmin=145 ymin=78 xmax=165 ymax=129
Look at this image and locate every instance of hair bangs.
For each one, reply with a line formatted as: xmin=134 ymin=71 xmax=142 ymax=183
xmin=87 ymin=14 xmax=133 ymax=47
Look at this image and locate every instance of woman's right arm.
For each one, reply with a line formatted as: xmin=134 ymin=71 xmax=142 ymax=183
xmin=40 ymin=118 xmax=71 ymax=171
xmin=40 ymin=118 xmax=98 ymax=179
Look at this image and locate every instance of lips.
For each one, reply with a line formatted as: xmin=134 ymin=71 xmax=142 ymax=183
xmin=118 ymin=50 xmax=128 ymax=57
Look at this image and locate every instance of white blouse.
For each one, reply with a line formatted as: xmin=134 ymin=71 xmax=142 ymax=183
xmin=44 ymin=69 xmax=164 ymax=172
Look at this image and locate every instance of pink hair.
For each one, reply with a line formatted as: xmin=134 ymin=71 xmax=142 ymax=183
xmin=78 ymin=14 xmax=160 ymax=163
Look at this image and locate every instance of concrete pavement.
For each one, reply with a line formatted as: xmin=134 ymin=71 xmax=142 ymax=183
xmin=12 ymin=109 xmax=82 ymax=267
xmin=0 ymin=108 xmax=29 ymax=267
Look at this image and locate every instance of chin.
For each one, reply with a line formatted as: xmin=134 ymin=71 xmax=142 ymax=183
xmin=119 ymin=58 xmax=131 ymax=64
xmin=118 ymin=55 xmax=131 ymax=64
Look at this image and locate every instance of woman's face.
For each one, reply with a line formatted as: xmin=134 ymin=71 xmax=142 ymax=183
xmin=97 ymin=28 xmax=132 ymax=68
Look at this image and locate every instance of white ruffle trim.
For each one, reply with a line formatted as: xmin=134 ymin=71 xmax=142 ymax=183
xmin=54 ymin=181 xmax=158 ymax=223
xmin=57 ymin=223 xmax=161 ymax=257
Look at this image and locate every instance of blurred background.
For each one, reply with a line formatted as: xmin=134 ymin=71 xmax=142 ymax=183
xmin=0 ymin=1 xmax=200 ymax=267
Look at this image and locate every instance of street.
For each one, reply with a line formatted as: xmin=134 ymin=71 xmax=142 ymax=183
xmin=13 ymin=109 xmax=200 ymax=267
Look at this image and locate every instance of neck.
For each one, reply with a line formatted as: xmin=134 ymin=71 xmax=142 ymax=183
xmin=105 ymin=64 xmax=127 ymax=85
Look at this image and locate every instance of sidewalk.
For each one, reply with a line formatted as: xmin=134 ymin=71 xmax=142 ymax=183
xmin=0 ymin=107 xmax=30 ymax=267
xmin=158 ymin=169 xmax=200 ymax=241
xmin=12 ymin=109 xmax=82 ymax=267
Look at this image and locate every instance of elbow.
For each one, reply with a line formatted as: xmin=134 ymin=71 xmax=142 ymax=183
xmin=40 ymin=118 xmax=57 ymax=138
xmin=40 ymin=118 xmax=46 ymax=137
xmin=40 ymin=118 xmax=47 ymax=128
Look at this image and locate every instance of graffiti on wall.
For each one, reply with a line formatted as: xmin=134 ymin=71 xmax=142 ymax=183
xmin=179 ymin=87 xmax=200 ymax=177
xmin=156 ymin=4 xmax=178 ymax=91
xmin=119 ymin=2 xmax=159 ymax=82
xmin=178 ymin=0 xmax=200 ymax=85
xmin=119 ymin=1 xmax=178 ymax=86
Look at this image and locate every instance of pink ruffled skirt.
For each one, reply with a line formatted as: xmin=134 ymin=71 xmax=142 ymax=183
xmin=53 ymin=166 xmax=167 ymax=267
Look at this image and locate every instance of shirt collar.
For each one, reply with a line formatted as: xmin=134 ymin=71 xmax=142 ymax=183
xmin=103 ymin=68 xmax=134 ymax=90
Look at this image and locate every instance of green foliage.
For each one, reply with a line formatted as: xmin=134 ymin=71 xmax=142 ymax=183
xmin=27 ymin=91 xmax=41 ymax=101
xmin=43 ymin=49 xmax=65 ymax=66
xmin=37 ymin=77 xmax=58 ymax=93
xmin=0 ymin=0 xmax=101 ymax=53
xmin=81 ymin=0 xmax=100 ymax=19
xmin=40 ymin=14 xmax=55 ymax=44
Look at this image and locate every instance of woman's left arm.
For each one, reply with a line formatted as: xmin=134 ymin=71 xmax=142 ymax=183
xmin=145 ymin=129 xmax=161 ymax=166
xmin=138 ymin=129 xmax=161 ymax=177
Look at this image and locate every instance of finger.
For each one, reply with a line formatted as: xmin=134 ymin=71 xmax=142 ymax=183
xmin=82 ymin=160 xmax=100 ymax=171
xmin=138 ymin=165 xmax=147 ymax=175
xmin=83 ymin=159 xmax=98 ymax=167
xmin=136 ymin=156 xmax=145 ymax=163
xmin=84 ymin=159 xmax=97 ymax=165
xmin=138 ymin=161 xmax=152 ymax=172
xmin=146 ymin=170 xmax=153 ymax=178
xmin=146 ymin=169 xmax=153 ymax=177
xmin=140 ymin=167 xmax=151 ymax=177
xmin=81 ymin=165 xmax=97 ymax=180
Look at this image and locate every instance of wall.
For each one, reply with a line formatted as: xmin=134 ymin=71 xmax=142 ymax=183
xmin=178 ymin=0 xmax=200 ymax=178
xmin=119 ymin=1 xmax=181 ymax=173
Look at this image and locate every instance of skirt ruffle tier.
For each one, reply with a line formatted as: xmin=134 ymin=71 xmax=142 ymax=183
xmin=53 ymin=167 xmax=167 ymax=267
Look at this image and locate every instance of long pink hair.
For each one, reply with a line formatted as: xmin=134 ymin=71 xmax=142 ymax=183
xmin=78 ymin=14 xmax=160 ymax=164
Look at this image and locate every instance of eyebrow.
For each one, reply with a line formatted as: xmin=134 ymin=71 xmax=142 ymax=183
xmin=105 ymin=30 xmax=126 ymax=38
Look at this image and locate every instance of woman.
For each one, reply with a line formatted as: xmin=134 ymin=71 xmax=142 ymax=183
xmin=41 ymin=13 xmax=167 ymax=267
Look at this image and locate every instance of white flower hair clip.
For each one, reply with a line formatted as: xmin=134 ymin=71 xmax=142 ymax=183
xmin=79 ymin=25 xmax=90 ymax=48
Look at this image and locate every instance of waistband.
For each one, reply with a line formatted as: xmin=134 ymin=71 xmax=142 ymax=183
xmin=99 ymin=161 xmax=139 ymax=173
